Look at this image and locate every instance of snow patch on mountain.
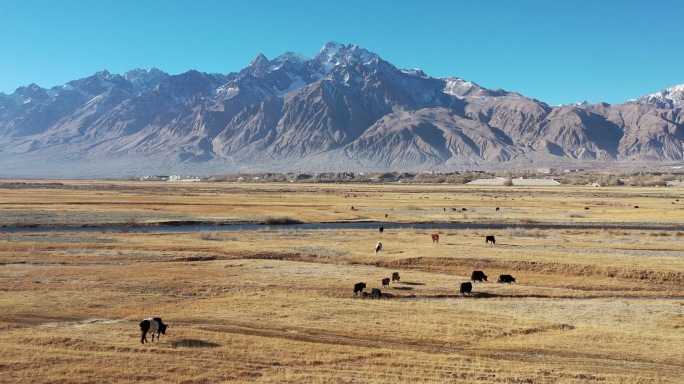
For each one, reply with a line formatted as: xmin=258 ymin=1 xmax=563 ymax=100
xmin=401 ymin=68 xmax=427 ymax=77
xmin=215 ymin=84 xmax=239 ymax=98
xmin=443 ymin=78 xmax=481 ymax=97
xmin=570 ymin=100 xmax=588 ymax=107
xmin=276 ymin=75 xmax=306 ymax=94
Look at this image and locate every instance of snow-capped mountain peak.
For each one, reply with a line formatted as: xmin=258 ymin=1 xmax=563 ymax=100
xmin=268 ymin=51 xmax=310 ymax=73
xmin=314 ymin=42 xmax=379 ymax=74
xmin=646 ymin=83 xmax=684 ymax=106
xmin=124 ymin=68 xmax=169 ymax=91
xmin=628 ymin=83 xmax=684 ymax=108
xmin=317 ymin=41 xmax=345 ymax=57
xmin=273 ymin=51 xmax=309 ymax=65
xmin=442 ymin=77 xmax=482 ymax=97
xmin=248 ymin=53 xmax=270 ymax=69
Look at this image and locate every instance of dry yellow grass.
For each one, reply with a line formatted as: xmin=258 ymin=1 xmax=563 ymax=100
xmin=0 ymin=181 xmax=683 ymax=383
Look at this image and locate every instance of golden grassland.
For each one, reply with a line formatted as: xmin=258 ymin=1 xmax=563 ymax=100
xmin=0 ymin=180 xmax=683 ymax=383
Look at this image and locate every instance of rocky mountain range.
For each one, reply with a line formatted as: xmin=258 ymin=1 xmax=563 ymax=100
xmin=0 ymin=42 xmax=682 ymax=178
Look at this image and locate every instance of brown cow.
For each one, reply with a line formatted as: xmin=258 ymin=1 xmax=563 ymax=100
xmin=431 ymin=233 xmax=439 ymax=243
xmin=392 ymin=272 xmax=400 ymax=282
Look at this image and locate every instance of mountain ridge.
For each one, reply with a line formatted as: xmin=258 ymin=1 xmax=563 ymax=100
xmin=0 ymin=42 xmax=682 ymax=178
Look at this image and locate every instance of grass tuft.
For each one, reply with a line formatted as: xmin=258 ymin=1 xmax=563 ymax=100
xmin=260 ymin=217 xmax=304 ymax=225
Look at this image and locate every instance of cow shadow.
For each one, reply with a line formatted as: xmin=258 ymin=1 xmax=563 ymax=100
xmin=469 ymin=292 xmax=503 ymax=298
xmin=171 ymin=339 xmax=221 ymax=348
xmin=359 ymin=292 xmax=395 ymax=299
xmin=399 ymin=281 xmax=426 ymax=286
xmin=392 ymin=286 xmax=414 ymax=291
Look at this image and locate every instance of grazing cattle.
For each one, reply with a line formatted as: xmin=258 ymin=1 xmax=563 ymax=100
xmin=485 ymin=235 xmax=496 ymax=244
xmin=392 ymin=272 xmax=400 ymax=282
xmin=354 ymin=282 xmax=367 ymax=295
xmin=385 ymin=213 xmax=388 ymax=218
xmin=379 ymin=226 xmax=384 ymax=234
xmin=461 ymin=208 xmax=467 ymax=212
xmin=634 ymin=205 xmax=640 ymax=209
xmin=140 ymin=317 xmax=167 ymax=345
xmin=375 ymin=242 xmax=382 ymax=254
xmin=452 ymin=208 xmax=458 ymax=211
xmin=371 ymin=288 xmax=382 ymax=299
xmin=495 ymin=207 xmax=500 ymax=211
xmin=497 ymin=274 xmax=516 ymax=284
xmin=431 ymin=233 xmax=440 ymax=243
xmin=460 ymin=282 xmax=472 ymax=295
xmin=351 ymin=206 xmax=355 ymax=210
xmin=471 ymin=270 xmax=488 ymax=282
xmin=382 ymin=278 xmax=390 ymax=287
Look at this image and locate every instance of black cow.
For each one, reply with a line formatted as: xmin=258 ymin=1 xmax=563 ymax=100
xmin=471 ymin=271 xmax=488 ymax=282
xmin=460 ymin=282 xmax=472 ymax=295
xmin=354 ymin=282 xmax=367 ymax=295
xmin=497 ymin=274 xmax=516 ymax=284
xmin=495 ymin=207 xmax=500 ymax=211
xmin=392 ymin=272 xmax=400 ymax=282
xmin=382 ymin=278 xmax=390 ymax=287
xmin=379 ymin=226 xmax=384 ymax=234
xmin=371 ymin=288 xmax=382 ymax=299
xmin=485 ymin=235 xmax=496 ymax=244
xmin=140 ymin=317 xmax=167 ymax=344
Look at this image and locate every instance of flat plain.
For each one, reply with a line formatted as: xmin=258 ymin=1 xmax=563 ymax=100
xmin=0 ymin=180 xmax=683 ymax=383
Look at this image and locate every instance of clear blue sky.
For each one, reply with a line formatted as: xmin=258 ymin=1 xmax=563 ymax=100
xmin=1 ymin=0 xmax=682 ymax=106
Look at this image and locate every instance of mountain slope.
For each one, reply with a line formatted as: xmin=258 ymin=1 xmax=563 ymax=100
xmin=0 ymin=42 xmax=682 ymax=177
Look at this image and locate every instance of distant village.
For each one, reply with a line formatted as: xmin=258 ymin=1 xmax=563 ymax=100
xmin=137 ymin=167 xmax=684 ymax=187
